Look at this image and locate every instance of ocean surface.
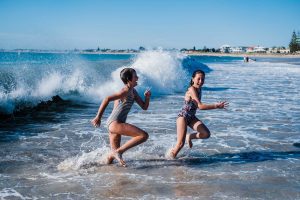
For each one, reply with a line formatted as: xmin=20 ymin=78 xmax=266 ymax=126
xmin=0 ymin=50 xmax=300 ymax=199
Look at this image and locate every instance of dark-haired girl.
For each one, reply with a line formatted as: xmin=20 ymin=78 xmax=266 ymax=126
xmin=91 ymin=68 xmax=151 ymax=167
xmin=169 ymin=70 xmax=228 ymax=158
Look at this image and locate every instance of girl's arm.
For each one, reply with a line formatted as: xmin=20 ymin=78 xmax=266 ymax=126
xmin=189 ymin=87 xmax=228 ymax=110
xmin=133 ymin=88 xmax=151 ymax=110
xmin=91 ymin=88 xmax=128 ymax=127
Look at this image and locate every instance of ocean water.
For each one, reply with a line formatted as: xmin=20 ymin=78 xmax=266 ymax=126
xmin=0 ymin=50 xmax=300 ymax=199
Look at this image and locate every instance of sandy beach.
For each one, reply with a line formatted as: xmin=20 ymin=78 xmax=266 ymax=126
xmin=3 ymin=49 xmax=300 ymax=58
xmin=185 ymin=52 xmax=300 ymax=58
xmin=79 ymin=50 xmax=300 ymax=58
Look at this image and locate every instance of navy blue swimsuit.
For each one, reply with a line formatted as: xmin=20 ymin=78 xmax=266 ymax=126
xmin=178 ymin=89 xmax=201 ymax=125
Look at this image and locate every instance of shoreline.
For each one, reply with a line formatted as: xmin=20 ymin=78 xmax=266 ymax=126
xmin=185 ymin=52 xmax=300 ymax=58
xmin=80 ymin=51 xmax=300 ymax=58
xmin=1 ymin=50 xmax=300 ymax=58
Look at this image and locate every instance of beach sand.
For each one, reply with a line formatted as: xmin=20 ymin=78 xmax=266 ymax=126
xmin=185 ymin=52 xmax=300 ymax=58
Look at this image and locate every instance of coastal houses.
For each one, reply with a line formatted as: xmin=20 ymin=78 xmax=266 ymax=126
xmin=219 ymin=45 xmax=291 ymax=54
xmin=253 ymin=46 xmax=267 ymax=53
xmin=220 ymin=45 xmax=231 ymax=53
xmin=267 ymin=47 xmax=290 ymax=54
xmin=220 ymin=45 xmax=268 ymax=54
xmin=231 ymin=47 xmax=247 ymax=53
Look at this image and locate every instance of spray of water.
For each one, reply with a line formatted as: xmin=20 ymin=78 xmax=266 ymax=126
xmin=0 ymin=50 xmax=189 ymax=114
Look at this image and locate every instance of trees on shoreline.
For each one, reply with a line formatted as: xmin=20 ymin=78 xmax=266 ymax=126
xmin=289 ymin=31 xmax=300 ymax=53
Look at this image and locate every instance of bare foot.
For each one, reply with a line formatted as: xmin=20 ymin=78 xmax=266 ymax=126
xmin=166 ymin=148 xmax=176 ymax=159
xmin=186 ymin=134 xmax=193 ymax=148
xmin=111 ymin=151 xmax=126 ymax=167
xmin=170 ymin=150 xmax=176 ymax=159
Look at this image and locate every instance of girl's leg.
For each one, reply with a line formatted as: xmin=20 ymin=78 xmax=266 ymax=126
xmin=186 ymin=117 xmax=211 ymax=148
xmin=171 ymin=117 xmax=187 ymax=158
xmin=108 ymin=121 xmax=149 ymax=166
xmin=107 ymin=132 xmax=121 ymax=164
xmin=110 ymin=132 xmax=121 ymax=150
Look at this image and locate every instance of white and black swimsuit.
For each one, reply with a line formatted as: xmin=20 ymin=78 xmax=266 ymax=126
xmin=106 ymin=88 xmax=135 ymax=128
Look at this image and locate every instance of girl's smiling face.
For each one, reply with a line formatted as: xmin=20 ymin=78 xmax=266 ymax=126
xmin=192 ymin=73 xmax=205 ymax=88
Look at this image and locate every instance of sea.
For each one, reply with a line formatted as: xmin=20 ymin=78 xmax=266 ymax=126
xmin=0 ymin=50 xmax=300 ymax=199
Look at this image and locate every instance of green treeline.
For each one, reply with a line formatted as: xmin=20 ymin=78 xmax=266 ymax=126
xmin=289 ymin=31 xmax=300 ymax=53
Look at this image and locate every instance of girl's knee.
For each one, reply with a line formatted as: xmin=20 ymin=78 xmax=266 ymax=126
xmin=144 ymin=132 xmax=149 ymax=141
xmin=140 ymin=131 xmax=149 ymax=142
xmin=203 ymin=131 xmax=211 ymax=139
xmin=198 ymin=130 xmax=210 ymax=139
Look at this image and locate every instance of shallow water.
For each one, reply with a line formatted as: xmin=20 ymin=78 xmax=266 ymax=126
xmin=0 ymin=51 xmax=300 ymax=199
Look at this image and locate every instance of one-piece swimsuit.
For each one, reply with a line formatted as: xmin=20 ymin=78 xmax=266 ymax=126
xmin=178 ymin=89 xmax=201 ymax=125
xmin=106 ymin=88 xmax=135 ymax=128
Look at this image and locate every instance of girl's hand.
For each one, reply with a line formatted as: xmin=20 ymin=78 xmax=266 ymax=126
xmin=91 ymin=116 xmax=101 ymax=127
xmin=215 ymin=101 xmax=229 ymax=109
xmin=144 ymin=87 xmax=151 ymax=98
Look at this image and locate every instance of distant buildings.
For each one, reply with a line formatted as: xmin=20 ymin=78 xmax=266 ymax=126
xmin=220 ymin=45 xmax=231 ymax=53
xmin=268 ymin=47 xmax=290 ymax=54
xmin=231 ymin=47 xmax=247 ymax=53
xmin=252 ymin=46 xmax=267 ymax=53
xmin=220 ymin=45 xmax=268 ymax=53
xmin=219 ymin=45 xmax=291 ymax=54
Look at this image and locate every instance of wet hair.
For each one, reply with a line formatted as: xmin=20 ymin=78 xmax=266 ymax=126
xmin=190 ymin=69 xmax=205 ymax=86
xmin=120 ymin=68 xmax=136 ymax=84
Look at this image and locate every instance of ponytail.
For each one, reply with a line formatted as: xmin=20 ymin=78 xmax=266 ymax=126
xmin=190 ymin=79 xmax=194 ymax=86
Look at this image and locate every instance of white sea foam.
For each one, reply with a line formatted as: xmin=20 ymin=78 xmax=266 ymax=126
xmin=35 ymin=72 xmax=63 ymax=97
xmin=87 ymin=49 xmax=189 ymax=101
xmin=0 ymin=188 xmax=28 ymax=200
xmin=0 ymin=50 xmax=191 ymax=113
xmin=57 ymin=147 xmax=111 ymax=171
xmin=130 ymin=49 xmax=188 ymax=93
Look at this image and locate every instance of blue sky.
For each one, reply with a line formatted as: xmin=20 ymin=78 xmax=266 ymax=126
xmin=0 ymin=0 xmax=299 ymax=50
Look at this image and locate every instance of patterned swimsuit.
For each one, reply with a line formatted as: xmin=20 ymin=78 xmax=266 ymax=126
xmin=178 ymin=89 xmax=202 ymax=125
xmin=106 ymin=88 xmax=135 ymax=128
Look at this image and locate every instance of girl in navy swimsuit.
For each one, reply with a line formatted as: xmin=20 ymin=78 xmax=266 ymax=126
xmin=170 ymin=69 xmax=229 ymax=158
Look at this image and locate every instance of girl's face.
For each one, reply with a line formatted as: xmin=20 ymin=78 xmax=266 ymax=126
xmin=129 ymin=72 xmax=139 ymax=87
xmin=192 ymin=73 xmax=205 ymax=88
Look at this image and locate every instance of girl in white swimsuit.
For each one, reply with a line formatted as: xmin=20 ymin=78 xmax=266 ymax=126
xmin=91 ymin=68 xmax=151 ymax=167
